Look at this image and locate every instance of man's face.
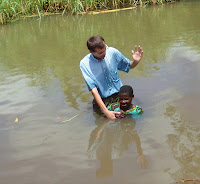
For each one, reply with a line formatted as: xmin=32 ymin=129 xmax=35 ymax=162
xmin=92 ymin=44 xmax=106 ymax=60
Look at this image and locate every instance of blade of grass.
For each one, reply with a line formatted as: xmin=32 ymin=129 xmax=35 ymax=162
xmin=36 ymin=4 xmax=41 ymax=19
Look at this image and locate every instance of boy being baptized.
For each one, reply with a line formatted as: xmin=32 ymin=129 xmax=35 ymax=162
xmin=107 ymin=85 xmax=143 ymax=118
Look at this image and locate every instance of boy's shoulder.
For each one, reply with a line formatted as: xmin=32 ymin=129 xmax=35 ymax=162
xmin=125 ymin=105 xmax=143 ymax=115
xmin=107 ymin=102 xmax=120 ymax=111
xmin=107 ymin=103 xmax=143 ymax=115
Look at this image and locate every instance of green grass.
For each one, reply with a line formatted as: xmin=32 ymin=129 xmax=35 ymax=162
xmin=0 ymin=0 xmax=178 ymax=24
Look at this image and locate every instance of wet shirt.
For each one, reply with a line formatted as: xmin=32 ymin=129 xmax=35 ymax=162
xmin=107 ymin=102 xmax=143 ymax=115
xmin=80 ymin=46 xmax=130 ymax=98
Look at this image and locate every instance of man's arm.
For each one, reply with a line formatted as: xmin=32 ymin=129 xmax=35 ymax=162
xmin=130 ymin=45 xmax=144 ymax=69
xmin=91 ymin=88 xmax=120 ymax=119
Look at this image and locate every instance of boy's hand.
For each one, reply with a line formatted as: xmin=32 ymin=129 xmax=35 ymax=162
xmin=115 ymin=111 xmax=125 ymax=119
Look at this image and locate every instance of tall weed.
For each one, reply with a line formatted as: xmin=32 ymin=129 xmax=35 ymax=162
xmin=0 ymin=0 xmax=178 ymax=24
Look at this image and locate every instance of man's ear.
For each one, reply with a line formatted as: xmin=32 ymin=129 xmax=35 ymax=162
xmin=132 ymin=94 xmax=134 ymax=99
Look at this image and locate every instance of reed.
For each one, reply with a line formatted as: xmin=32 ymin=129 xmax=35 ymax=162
xmin=0 ymin=0 xmax=178 ymax=24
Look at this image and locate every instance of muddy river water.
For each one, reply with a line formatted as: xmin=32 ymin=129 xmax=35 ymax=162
xmin=0 ymin=1 xmax=200 ymax=184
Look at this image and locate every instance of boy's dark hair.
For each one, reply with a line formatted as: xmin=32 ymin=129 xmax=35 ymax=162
xmin=119 ymin=85 xmax=134 ymax=97
xmin=87 ymin=35 xmax=105 ymax=52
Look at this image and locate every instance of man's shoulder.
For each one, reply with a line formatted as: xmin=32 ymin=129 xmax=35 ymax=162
xmin=106 ymin=47 xmax=122 ymax=58
xmin=80 ymin=54 xmax=90 ymax=66
xmin=107 ymin=46 xmax=119 ymax=53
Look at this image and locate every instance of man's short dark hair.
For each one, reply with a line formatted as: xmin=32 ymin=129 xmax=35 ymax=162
xmin=119 ymin=85 xmax=134 ymax=97
xmin=87 ymin=35 xmax=105 ymax=52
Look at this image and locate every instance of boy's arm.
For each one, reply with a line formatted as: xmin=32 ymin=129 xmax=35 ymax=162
xmin=91 ymin=88 xmax=120 ymax=119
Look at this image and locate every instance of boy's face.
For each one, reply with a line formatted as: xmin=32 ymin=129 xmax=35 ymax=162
xmin=119 ymin=93 xmax=133 ymax=111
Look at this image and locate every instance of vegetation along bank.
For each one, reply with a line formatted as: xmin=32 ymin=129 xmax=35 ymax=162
xmin=0 ymin=0 xmax=179 ymax=24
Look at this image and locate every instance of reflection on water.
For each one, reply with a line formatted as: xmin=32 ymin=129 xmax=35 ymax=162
xmin=165 ymin=104 xmax=200 ymax=180
xmin=0 ymin=0 xmax=200 ymax=184
xmin=88 ymin=115 xmax=148 ymax=178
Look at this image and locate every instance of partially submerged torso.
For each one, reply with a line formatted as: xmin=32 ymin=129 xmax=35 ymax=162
xmin=107 ymin=102 xmax=143 ymax=115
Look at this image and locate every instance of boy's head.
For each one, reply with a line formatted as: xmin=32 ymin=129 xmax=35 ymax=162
xmin=87 ymin=35 xmax=106 ymax=60
xmin=119 ymin=85 xmax=134 ymax=111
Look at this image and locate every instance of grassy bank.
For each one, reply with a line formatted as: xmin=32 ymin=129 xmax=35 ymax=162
xmin=0 ymin=0 xmax=178 ymax=24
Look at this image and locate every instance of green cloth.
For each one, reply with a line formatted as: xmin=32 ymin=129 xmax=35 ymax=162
xmin=107 ymin=102 xmax=143 ymax=115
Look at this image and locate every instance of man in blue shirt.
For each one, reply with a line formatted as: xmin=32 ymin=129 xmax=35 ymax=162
xmin=80 ymin=35 xmax=143 ymax=119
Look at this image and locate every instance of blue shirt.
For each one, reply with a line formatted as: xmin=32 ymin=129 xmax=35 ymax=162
xmin=80 ymin=46 xmax=131 ymax=98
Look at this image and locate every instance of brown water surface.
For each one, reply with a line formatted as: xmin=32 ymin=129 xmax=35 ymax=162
xmin=0 ymin=1 xmax=200 ymax=184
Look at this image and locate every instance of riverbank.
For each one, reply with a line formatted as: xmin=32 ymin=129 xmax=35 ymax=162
xmin=0 ymin=0 xmax=179 ymax=24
